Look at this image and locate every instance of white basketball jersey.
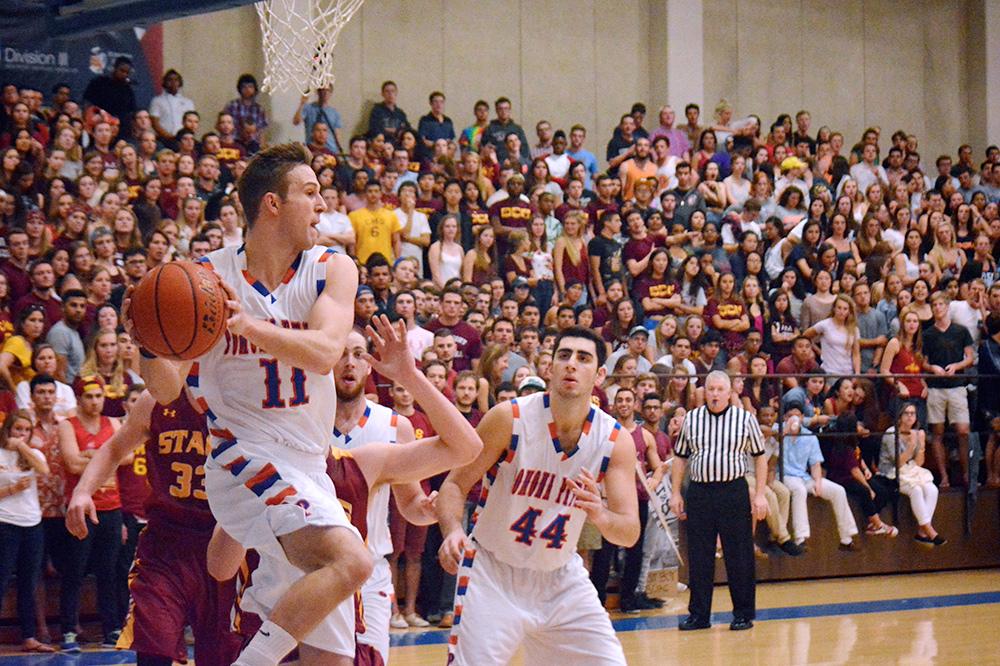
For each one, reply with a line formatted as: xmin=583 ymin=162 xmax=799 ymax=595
xmin=471 ymin=392 xmax=620 ymax=571
xmin=190 ymin=244 xmax=338 ymax=457
xmin=333 ymin=400 xmax=397 ymax=557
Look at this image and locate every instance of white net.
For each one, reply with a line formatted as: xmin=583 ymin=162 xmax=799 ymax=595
xmin=256 ymin=0 xmax=365 ymax=94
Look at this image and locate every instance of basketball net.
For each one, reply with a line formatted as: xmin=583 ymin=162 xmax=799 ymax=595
xmin=256 ymin=0 xmax=365 ymax=94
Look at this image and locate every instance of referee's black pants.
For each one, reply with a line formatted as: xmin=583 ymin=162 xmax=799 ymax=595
xmin=685 ymin=478 xmax=755 ymax=622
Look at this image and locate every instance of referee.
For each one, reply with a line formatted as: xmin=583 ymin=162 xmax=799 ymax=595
xmin=669 ymin=371 xmax=768 ymax=631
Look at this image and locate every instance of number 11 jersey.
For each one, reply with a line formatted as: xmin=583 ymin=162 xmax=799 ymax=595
xmin=192 ymin=244 xmax=339 ymax=456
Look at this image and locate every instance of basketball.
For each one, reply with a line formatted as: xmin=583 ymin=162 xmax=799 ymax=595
xmin=128 ymin=262 xmax=229 ymax=360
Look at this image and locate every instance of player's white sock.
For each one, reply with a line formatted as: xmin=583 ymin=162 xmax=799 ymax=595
xmin=233 ymin=620 xmax=297 ymax=666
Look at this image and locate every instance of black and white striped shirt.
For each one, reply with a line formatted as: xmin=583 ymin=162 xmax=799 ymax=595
xmin=674 ymin=405 xmax=764 ymax=483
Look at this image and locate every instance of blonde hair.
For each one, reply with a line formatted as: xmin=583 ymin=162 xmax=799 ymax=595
xmin=80 ymin=328 xmax=126 ymax=399
xmin=560 ymin=210 xmax=586 ymax=266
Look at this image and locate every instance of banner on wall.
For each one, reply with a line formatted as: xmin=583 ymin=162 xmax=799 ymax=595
xmin=0 ymin=27 xmax=162 ymax=107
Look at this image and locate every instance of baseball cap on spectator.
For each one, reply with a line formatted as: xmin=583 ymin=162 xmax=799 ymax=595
xmin=780 ymin=156 xmax=807 ymax=172
xmin=73 ymin=373 xmax=106 ymax=397
xmin=518 ymin=375 xmax=546 ymax=392
xmin=512 ymin=277 xmax=530 ymax=289
xmin=357 ymin=285 xmax=375 ymax=298
xmin=628 ymin=326 xmax=649 ymax=339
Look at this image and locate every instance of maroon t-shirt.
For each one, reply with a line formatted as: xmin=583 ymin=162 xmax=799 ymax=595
xmin=215 ymin=141 xmax=247 ymax=170
xmin=704 ymin=298 xmax=747 ymax=353
xmin=415 ymin=195 xmax=443 ymax=219
xmin=632 ymin=278 xmax=677 ymax=318
xmin=489 ymin=197 xmax=534 ymax=254
xmin=13 ymin=291 xmax=62 ymax=336
xmin=623 ymin=235 xmax=664 ymax=269
xmin=424 ymin=318 xmax=483 ymax=372
xmin=1 ymin=261 xmax=31 ymax=306
xmin=586 ymin=200 xmax=618 ymax=233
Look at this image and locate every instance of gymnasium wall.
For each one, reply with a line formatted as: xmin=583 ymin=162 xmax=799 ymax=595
xmin=702 ymin=0 xmax=985 ymax=165
xmin=161 ymin=0 xmax=989 ymax=165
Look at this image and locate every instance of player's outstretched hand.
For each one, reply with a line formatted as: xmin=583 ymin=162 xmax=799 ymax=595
xmin=438 ymin=528 xmax=471 ymax=575
xmin=567 ymin=468 xmax=605 ymax=524
xmin=363 ymin=314 xmax=415 ymax=381
xmin=66 ymin=491 xmax=98 ymax=540
xmin=221 ymin=280 xmax=251 ymax=337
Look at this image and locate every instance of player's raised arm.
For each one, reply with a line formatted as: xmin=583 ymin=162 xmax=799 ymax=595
xmin=356 ymin=316 xmax=483 ymax=488
xmin=224 ymin=253 xmax=358 ymax=375
xmin=66 ymin=391 xmax=155 ymax=539
xmin=568 ymin=433 xmax=640 ymax=547
xmin=435 ymin=402 xmax=513 ymax=574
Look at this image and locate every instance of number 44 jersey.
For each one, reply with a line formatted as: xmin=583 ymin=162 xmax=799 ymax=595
xmin=471 ymin=392 xmax=620 ymax=571
xmin=192 ymin=245 xmax=339 ymax=456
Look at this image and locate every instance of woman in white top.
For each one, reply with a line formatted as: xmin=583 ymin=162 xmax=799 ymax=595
xmin=878 ymin=404 xmax=945 ymax=545
xmin=723 ymin=154 xmax=751 ymax=207
xmin=394 ymin=184 xmax=432 ymax=274
xmin=652 ymin=136 xmax=680 ymax=194
xmin=14 ymin=345 xmax=76 ymax=419
xmin=894 ymin=228 xmax=924 ymax=287
xmin=803 ymin=294 xmax=860 ymax=376
xmin=0 ymin=410 xmax=53 ymax=653
xmin=427 ymin=213 xmax=464 ymax=288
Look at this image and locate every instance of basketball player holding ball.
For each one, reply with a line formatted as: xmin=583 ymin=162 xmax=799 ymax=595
xmin=436 ymin=326 xmax=639 ymax=666
xmin=132 ymin=143 xmax=367 ymax=666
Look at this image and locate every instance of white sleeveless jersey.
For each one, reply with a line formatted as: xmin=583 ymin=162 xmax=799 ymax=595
xmin=190 ymin=244 xmax=338 ymax=456
xmin=333 ymin=400 xmax=397 ymax=557
xmin=471 ymin=392 xmax=620 ymax=571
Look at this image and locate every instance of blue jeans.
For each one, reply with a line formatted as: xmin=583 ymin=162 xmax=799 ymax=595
xmin=533 ymin=279 xmax=555 ymax=314
xmin=0 ymin=521 xmax=44 ymax=640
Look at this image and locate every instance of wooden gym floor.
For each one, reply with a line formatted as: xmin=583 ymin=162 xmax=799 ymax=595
xmin=2 ymin=569 xmax=998 ymax=664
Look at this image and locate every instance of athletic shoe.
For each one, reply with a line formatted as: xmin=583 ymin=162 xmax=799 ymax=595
xmin=60 ymin=633 xmax=80 ymax=653
xmin=619 ymin=596 xmax=643 ymax=613
xmin=102 ymin=630 xmax=121 ymax=648
xmin=637 ymin=592 xmax=665 ymax=609
xmin=867 ymin=524 xmax=899 ymax=537
xmin=838 ymin=541 xmax=860 ymax=552
xmin=621 ymin=595 xmax=659 ymax=612
xmin=932 ymin=535 xmax=948 ymax=546
xmin=677 ymin=582 xmax=689 ymax=592
xmin=779 ymin=540 xmax=804 ymax=556
xmin=915 ymin=534 xmax=935 ymax=545
xmin=390 ymin=613 xmax=409 ymax=629
xmin=405 ymin=613 xmax=431 ymax=628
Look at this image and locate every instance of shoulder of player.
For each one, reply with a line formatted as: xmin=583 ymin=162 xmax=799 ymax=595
xmin=128 ymin=391 xmax=157 ymax=430
xmin=477 ymin=400 xmax=514 ymax=448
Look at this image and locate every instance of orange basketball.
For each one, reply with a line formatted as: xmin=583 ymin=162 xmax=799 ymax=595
xmin=128 ymin=262 xmax=229 ymax=360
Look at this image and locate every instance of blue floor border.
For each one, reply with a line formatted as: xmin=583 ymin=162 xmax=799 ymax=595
xmin=2 ymin=590 xmax=998 ymax=661
xmin=388 ymin=589 xmax=1000 ymax=648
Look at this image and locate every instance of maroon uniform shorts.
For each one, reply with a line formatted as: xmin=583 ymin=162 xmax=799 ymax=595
xmin=389 ymin=497 xmax=428 ymax=561
xmin=119 ymin=523 xmax=242 ymax=665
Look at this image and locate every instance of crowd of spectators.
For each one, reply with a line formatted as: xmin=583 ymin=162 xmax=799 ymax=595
xmin=1 ymin=56 xmax=999 ymax=644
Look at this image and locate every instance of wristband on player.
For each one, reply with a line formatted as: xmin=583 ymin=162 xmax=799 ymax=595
xmin=139 ymin=347 xmax=157 ymax=360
